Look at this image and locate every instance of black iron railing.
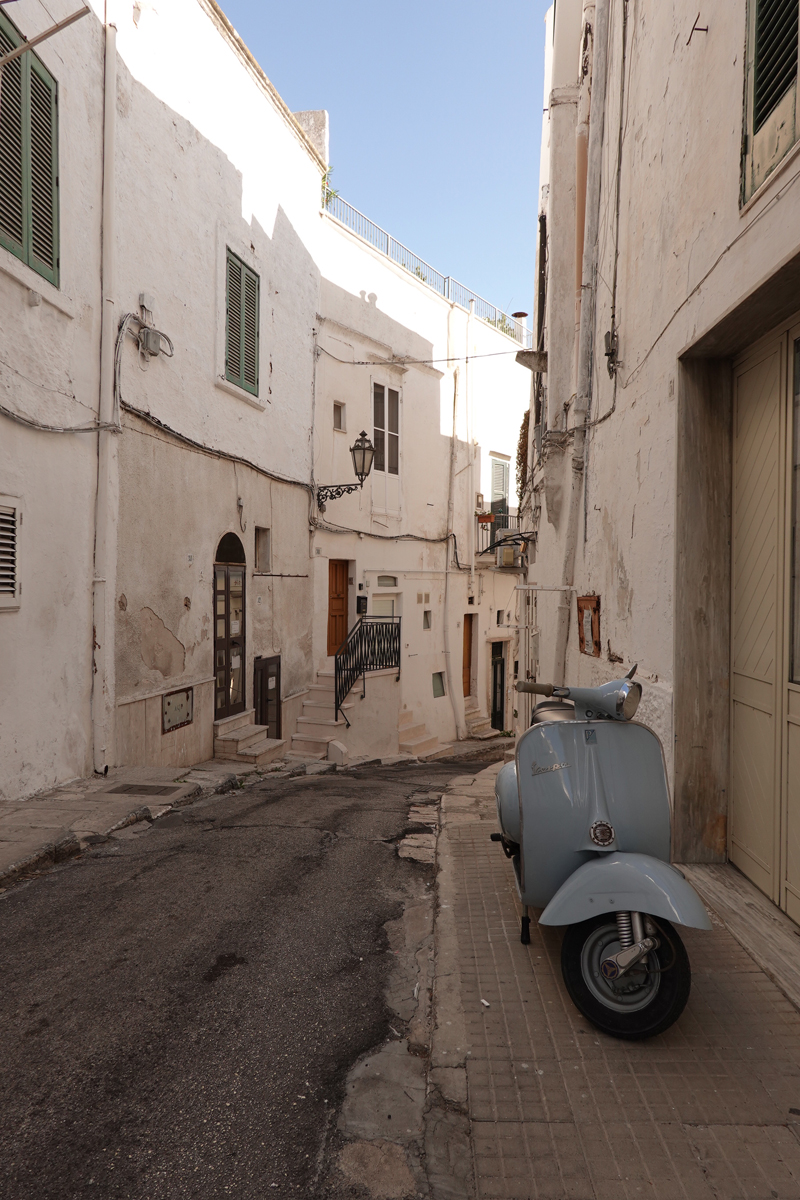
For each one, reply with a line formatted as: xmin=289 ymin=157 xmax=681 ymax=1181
xmin=335 ymin=616 xmax=401 ymax=724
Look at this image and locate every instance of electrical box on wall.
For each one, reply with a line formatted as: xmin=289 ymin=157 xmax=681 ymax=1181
xmin=162 ymin=686 xmax=193 ymax=733
xmin=356 ymin=595 xmax=368 ymax=615
xmin=577 ymin=595 xmax=601 ymax=657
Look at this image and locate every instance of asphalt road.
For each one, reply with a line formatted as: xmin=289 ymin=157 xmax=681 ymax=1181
xmin=0 ymin=761 xmax=467 ymax=1200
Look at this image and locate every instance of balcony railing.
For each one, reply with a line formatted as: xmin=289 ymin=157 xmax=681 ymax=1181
xmin=476 ymin=512 xmax=521 ymax=555
xmin=324 ymin=194 xmax=533 ymax=348
xmin=334 ymin=615 xmax=402 ymax=723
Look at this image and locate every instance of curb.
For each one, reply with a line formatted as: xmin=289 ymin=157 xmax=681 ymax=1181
xmin=0 ymin=783 xmax=202 ymax=889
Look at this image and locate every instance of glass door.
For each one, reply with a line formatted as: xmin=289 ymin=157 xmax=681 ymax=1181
xmin=214 ymin=564 xmax=246 ymax=719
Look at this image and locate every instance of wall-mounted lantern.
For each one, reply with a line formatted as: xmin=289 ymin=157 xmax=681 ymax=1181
xmin=317 ymin=431 xmax=375 ymax=511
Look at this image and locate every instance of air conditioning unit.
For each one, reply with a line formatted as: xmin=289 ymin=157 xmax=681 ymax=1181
xmin=496 ymin=544 xmax=521 ymax=568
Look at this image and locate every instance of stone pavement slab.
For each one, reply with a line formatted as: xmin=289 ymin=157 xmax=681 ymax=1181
xmin=433 ymin=762 xmax=800 ymax=1199
xmin=0 ymin=768 xmax=202 ymax=885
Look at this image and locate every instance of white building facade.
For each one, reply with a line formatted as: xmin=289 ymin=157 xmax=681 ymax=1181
xmin=527 ymin=0 xmax=800 ymax=919
xmin=0 ymin=0 xmax=530 ymax=800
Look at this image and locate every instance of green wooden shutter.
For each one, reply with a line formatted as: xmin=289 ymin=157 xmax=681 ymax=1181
xmin=0 ymin=16 xmax=25 ymax=258
xmin=226 ymin=251 xmax=243 ymax=384
xmin=28 ymin=56 xmax=58 ymax=284
xmin=0 ymin=9 xmax=58 ymax=285
xmin=225 ymin=249 xmax=259 ymax=396
xmin=754 ymin=0 xmax=799 ymax=132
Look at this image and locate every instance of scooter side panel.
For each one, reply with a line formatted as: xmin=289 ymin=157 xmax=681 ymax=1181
xmin=514 ymin=721 xmax=671 ymax=908
xmin=538 ymin=852 xmax=713 ymax=929
xmin=495 ymin=761 xmax=520 ymax=844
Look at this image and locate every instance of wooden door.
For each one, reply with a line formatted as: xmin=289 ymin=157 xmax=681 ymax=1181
xmin=254 ymin=655 xmax=281 ymax=738
xmin=731 ymin=335 xmax=786 ymax=900
xmin=491 ymin=642 xmax=505 ymax=731
xmin=327 ymin=560 xmax=349 ymax=656
xmin=214 ymin=564 xmax=246 ymax=719
xmin=462 ymin=614 xmax=474 ymax=696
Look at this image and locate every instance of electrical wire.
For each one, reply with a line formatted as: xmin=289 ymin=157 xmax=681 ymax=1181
xmin=318 ymin=345 xmax=527 ymax=369
xmin=0 ymin=400 xmax=119 ymax=433
xmin=121 ymin=400 xmax=314 ymax=493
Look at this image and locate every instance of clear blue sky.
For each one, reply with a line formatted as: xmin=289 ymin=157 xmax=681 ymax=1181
xmin=219 ymin=0 xmax=548 ymax=321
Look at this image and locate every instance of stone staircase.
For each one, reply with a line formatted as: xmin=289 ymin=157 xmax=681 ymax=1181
xmin=288 ymin=670 xmax=353 ymax=760
xmin=398 ymin=709 xmax=450 ymax=760
xmin=463 ymin=695 xmax=496 ymax=740
xmin=214 ymin=709 xmax=286 ymax=765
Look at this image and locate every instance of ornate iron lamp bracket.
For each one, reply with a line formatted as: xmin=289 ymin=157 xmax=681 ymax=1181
xmin=317 ymin=481 xmax=364 ymax=508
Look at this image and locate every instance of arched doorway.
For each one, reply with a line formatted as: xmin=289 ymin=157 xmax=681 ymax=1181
xmin=214 ymin=533 xmax=246 ymax=720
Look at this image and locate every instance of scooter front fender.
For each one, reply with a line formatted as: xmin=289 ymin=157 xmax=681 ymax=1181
xmin=538 ymin=852 xmax=712 ymax=930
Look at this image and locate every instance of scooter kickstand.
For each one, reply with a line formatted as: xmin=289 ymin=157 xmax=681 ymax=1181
xmin=520 ymin=907 xmax=531 ymax=945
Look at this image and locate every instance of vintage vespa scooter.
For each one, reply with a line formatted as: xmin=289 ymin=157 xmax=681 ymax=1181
xmin=492 ymin=666 xmax=710 ymax=1040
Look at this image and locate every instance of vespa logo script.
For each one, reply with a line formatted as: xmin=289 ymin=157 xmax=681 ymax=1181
xmin=531 ymin=760 xmax=570 ymax=777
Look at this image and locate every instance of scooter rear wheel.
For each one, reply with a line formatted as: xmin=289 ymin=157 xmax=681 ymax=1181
xmin=561 ymin=914 xmax=691 ymax=1040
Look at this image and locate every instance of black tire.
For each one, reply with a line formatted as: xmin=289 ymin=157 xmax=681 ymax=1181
xmin=561 ymin=914 xmax=691 ymax=1040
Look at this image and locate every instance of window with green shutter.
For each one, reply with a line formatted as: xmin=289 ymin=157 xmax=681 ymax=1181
xmin=225 ymin=249 xmax=259 ymax=395
xmin=0 ymin=10 xmax=59 ymax=286
xmin=742 ymin=0 xmax=800 ymax=203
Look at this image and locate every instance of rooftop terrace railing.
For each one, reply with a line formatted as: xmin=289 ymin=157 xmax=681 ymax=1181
xmin=324 ymin=194 xmax=532 ymax=349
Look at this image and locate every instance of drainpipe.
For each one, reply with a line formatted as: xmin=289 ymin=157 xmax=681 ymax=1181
xmin=91 ymin=14 xmax=118 ymax=772
xmin=467 ymin=299 xmax=476 ymax=597
xmin=443 ymin=300 xmax=470 ymax=739
xmin=552 ymin=0 xmax=609 ymax=685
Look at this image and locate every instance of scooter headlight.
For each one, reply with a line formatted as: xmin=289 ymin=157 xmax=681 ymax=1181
xmin=616 ymin=681 xmax=642 ymax=720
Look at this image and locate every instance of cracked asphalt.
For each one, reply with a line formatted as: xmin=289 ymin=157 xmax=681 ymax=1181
xmin=0 ymin=762 xmax=467 ymax=1200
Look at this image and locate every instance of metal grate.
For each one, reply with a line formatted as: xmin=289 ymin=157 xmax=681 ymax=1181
xmin=754 ymin=0 xmax=799 ymax=132
xmin=0 ymin=505 xmax=16 ymax=595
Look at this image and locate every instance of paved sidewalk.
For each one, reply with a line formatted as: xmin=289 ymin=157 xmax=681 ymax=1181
xmin=433 ymin=763 xmax=800 ymax=1200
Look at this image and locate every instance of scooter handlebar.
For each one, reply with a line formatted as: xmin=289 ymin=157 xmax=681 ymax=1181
xmin=516 ymin=681 xmax=555 ymax=696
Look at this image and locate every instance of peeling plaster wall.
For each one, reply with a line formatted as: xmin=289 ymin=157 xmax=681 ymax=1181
xmin=531 ymin=0 xmax=800 ymax=856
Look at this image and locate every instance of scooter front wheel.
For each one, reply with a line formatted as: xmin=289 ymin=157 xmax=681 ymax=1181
xmin=561 ymin=914 xmax=691 ymax=1040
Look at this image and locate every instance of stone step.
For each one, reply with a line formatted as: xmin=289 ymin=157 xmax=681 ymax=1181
xmin=466 ymin=725 xmax=498 ymax=740
xmin=214 ymin=723 xmax=270 ymax=753
xmin=284 ymin=751 xmax=327 ymax=762
xmin=398 ymin=722 xmax=427 ymax=742
xmin=463 ymin=696 xmax=480 ymax=713
xmin=399 ymin=734 xmax=440 ymax=756
xmin=291 ymin=733 xmax=334 ymax=756
xmin=296 ymin=716 xmax=349 ymax=739
xmin=418 ymin=743 xmax=452 ymax=761
xmin=302 ymin=698 xmax=352 ymax=715
xmin=213 ymin=709 xmax=255 ymax=736
xmin=398 ymin=710 xmax=414 ymax=728
xmin=215 ymin=737 xmax=286 ymax=765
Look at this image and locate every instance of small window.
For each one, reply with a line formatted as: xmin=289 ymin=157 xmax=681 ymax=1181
xmin=423 ymin=610 xmax=432 ymax=630
xmin=496 ymin=610 xmax=504 ymax=625
xmin=432 ymin=671 xmax=446 ymax=698
xmin=0 ymin=497 xmax=20 ymax=610
xmin=225 ymin=248 xmax=259 ymax=395
xmin=0 ymin=10 xmax=59 ymax=286
xmin=373 ymin=383 xmax=399 ymax=474
xmin=377 ymin=575 xmax=397 ymax=587
xmin=373 ymin=596 xmax=395 ymax=617
xmin=742 ymin=0 xmax=800 ymax=201
xmin=255 ymin=527 xmax=271 ymax=573
xmin=333 ymin=402 xmax=345 ymax=431
xmin=490 ymin=456 xmax=510 ymax=505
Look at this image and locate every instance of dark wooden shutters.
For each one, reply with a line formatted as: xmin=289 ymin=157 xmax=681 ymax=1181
xmin=0 ymin=504 xmax=17 ymax=601
xmin=226 ymin=249 xmax=259 ymax=395
xmin=0 ymin=11 xmax=58 ymax=285
xmin=754 ymin=0 xmax=799 ymax=132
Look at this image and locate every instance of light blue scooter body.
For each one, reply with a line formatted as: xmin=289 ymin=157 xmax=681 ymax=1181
xmin=495 ymin=718 xmax=708 ymax=928
xmin=539 ymin=853 xmax=712 ymax=929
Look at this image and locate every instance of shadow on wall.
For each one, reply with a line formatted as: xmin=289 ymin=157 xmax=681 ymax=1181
xmin=113 ymin=59 xmax=320 ymax=708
